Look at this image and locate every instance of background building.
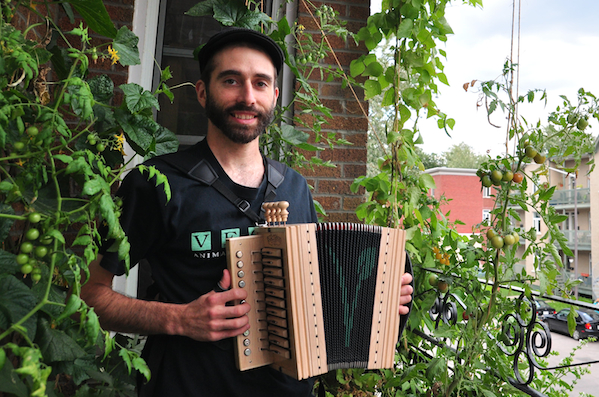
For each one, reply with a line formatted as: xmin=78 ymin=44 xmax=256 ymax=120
xmin=426 ymin=167 xmax=496 ymax=234
xmin=427 ymin=153 xmax=598 ymax=300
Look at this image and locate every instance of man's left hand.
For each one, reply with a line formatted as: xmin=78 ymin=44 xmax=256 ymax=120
xmin=399 ymin=272 xmax=413 ymax=316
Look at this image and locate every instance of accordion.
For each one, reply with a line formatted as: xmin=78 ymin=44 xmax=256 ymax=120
xmin=225 ymin=207 xmax=406 ymax=380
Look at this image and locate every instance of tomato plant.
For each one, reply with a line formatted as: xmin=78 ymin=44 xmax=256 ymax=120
xmin=0 ymin=2 xmax=177 ymax=395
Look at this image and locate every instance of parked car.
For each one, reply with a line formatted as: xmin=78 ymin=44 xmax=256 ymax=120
xmin=534 ymin=299 xmax=556 ymax=317
xmin=542 ymin=308 xmax=599 ymax=340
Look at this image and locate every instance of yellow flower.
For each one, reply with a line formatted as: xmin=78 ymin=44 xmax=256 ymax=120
xmin=107 ymin=46 xmax=119 ymax=65
xmin=297 ymin=24 xmax=306 ymax=32
xmin=114 ymin=132 xmax=125 ymax=155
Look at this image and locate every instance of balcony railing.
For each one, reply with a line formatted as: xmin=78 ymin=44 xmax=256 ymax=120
xmin=559 ymin=229 xmax=592 ymax=250
xmin=549 ymin=188 xmax=590 ymax=206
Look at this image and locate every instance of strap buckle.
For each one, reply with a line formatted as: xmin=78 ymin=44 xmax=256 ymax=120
xmin=236 ymin=199 xmax=251 ymax=213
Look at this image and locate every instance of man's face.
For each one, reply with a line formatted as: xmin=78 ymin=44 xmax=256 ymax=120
xmin=197 ymin=46 xmax=279 ymax=144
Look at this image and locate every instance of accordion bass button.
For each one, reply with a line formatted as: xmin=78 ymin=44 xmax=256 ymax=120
xmin=237 ymin=270 xmax=245 ymax=278
xmin=238 ymin=280 xmax=246 ymax=288
xmin=243 ymin=338 xmax=251 ymax=347
xmin=236 ymin=251 xmax=243 ymax=258
xmin=244 ymin=348 xmax=251 ymax=356
xmin=243 ymin=330 xmax=250 ymax=337
xmin=236 ymin=260 xmax=244 ymax=268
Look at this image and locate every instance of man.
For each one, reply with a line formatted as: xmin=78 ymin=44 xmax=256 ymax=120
xmin=81 ymin=28 xmax=413 ymax=396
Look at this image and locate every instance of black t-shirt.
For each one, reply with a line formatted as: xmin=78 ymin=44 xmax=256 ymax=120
xmin=100 ymin=140 xmax=318 ymax=396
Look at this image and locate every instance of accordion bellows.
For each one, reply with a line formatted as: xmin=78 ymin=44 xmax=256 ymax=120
xmin=225 ymin=222 xmax=406 ymax=380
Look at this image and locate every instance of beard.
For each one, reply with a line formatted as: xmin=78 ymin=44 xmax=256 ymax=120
xmin=204 ymin=90 xmax=275 ymax=144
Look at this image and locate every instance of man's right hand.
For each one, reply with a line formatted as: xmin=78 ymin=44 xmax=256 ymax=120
xmin=81 ymin=258 xmax=251 ymax=342
xmin=177 ymin=269 xmax=251 ymax=341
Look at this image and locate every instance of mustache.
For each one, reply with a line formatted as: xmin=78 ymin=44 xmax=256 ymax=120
xmin=226 ymin=103 xmax=262 ymax=115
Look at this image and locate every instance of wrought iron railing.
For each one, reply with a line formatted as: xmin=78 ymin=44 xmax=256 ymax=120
xmin=412 ymin=274 xmax=599 ymax=397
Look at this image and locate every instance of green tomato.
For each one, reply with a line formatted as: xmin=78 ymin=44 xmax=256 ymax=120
xmin=40 ymin=235 xmax=53 ymax=245
xmin=577 ymin=118 xmax=589 ymax=130
xmin=20 ymin=241 xmax=33 ymax=253
xmin=503 ymin=234 xmax=516 ymax=246
xmin=20 ymin=263 xmax=33 ymax=275
xmin=534 ymin=153 xmax=546 ymax=164
xmin=25 ymin=228 xmax=40 ymax=241
xmin=502 ymin=170 xmax=514 ymax=182
xmin=28 ymin=212 xmax=41 ymax=223
xmin=428 ymin=274 xmax=439 ymax=287
xmin=525 ymin=146 xmax=538 ymax=159
xmin=16 ymin=253 xmax=29 ymax=265
xmin=14 ymin=141 xmax=25 ymax=151
xmin=34 ymin=246 xmax=48 ymax=258
xmin=481 ymin=175 xmax=493 ymax=187
xmin=490 ymin=236 xmax=504 ymax=249
xmin=31 ymin=272 xmax=42 ymax=283
xmin=486 ymin=229 xmax=497 ymax=239
xmin=96 ymin=143 xmax=106 ymax=152
xmin=26 ymin=126 xmax=39 ymax=137
xmin=490 ymin=170 xmax=503 ymax=183
xmin=512 ymin=232 xmax=520 ymax=244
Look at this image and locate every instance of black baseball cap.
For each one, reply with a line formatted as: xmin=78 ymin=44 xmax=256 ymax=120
xmin=198 ymin=28 xmax=285 ymax=75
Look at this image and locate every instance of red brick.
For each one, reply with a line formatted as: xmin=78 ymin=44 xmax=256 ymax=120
xmin=348 ymin=5 xmax=370 ymax=21
xmin=318 ymin=196 xmax=342 ymax=211
xmin=320 ymin=148 xmax=366 ymax=163
xmin=345 ymin=100 xmax=368 ymax=115
xmin=343 ymin=164 xmax=367 ymax=178
xmin=301 ymin=165 xmax=342 ymax=178
xmin=324 ymin=116 xmax=368 ymax=131
xmin=317 ymin=180 xmax=353 ymax=195
xmin=320 ymin=211 xmax=360 ymax=223
xmin=343 ymin=196 xmax=365 ymax=211
xmin=321 ymin=83 xmax=364 ymax=100
xmin=106 ymin=4 xmax=134 ymax=23
xmin=343 ymin=132 xmax=368 ymax=147
xmin=323 ymin=50 xmax=362 ymax=67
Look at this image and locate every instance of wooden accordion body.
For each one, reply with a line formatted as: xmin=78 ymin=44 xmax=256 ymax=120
xmin=225 ymin=222 xmax=406 ymax=380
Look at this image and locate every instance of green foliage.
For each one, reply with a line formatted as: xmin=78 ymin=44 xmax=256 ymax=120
xmin=344 ymin=3 xmax=599 ymax=397
xmin=0 ymin=1 xmax=178 ymax=395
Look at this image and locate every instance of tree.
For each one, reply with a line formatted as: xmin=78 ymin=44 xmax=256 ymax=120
xmin=443 ymin=142 xmax=487 ymax=169
xmin=416 ymin=147 xmax=446 ymax=169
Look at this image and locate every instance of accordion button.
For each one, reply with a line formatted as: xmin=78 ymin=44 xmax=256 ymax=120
xmin=243 ymin=330 xmax=250 ymax=337
xmin=244 ymin=348 xmax=251 ymax=356
xmin=238 ymin=270 xmax=245 ymax=278
xmin=243 ymin=338 xmax=251 ymax=346
xmin=238 ymin=280 xmax=246 ymax=288
xmin=236 ymin=260 xmax=244 ymax=268
xmin=236 ymin=251 xmax=243 ymax=258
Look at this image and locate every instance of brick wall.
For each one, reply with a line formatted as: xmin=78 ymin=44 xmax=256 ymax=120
xmin=428 ymin=168 xmax=495 ymax=234
xmin=295 ymin=0 xmax=370 ymax=223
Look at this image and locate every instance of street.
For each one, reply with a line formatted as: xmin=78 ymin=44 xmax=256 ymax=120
xmin=542 ymin=332 xmax=599 ymax=396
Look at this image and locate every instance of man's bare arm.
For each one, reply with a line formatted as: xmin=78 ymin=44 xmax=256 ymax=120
xmin=80 ymin=255 xmax=251 ymax=342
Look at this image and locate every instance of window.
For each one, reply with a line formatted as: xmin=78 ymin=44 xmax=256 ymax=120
xmin=533 ymin=212 xmax=541 ymax=233
xmin=482 ymin=186 xmax=492 ymax=198
xmin=482 ymin=209 xmax=491 ymax=223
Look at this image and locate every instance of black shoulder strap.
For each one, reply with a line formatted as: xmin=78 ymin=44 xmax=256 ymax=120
xmin=158 ymin=147 xmax=287 ymax=224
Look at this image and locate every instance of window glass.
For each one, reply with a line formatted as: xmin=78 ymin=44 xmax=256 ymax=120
xmin=154 ymin=0 xmax=227 ymax=147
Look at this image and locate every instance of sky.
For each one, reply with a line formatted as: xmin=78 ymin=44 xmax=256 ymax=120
xmin=371 ymin=0 xmax=599 ymax=157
